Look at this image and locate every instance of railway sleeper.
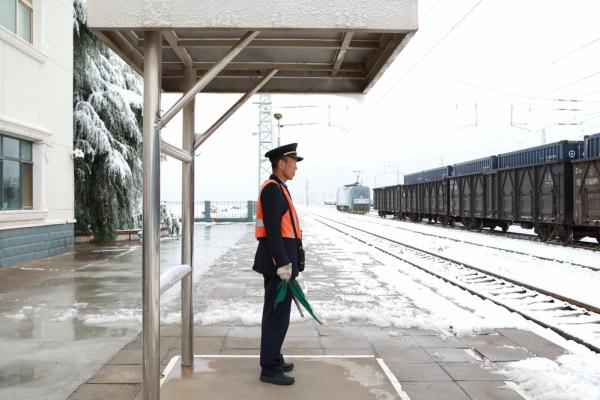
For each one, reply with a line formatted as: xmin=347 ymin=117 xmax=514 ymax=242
xmin=546 ymin=305 xmax=577 ymax=312
xmin=504 ymin=294 xmax=534 ymax=300
xmin=497 ymin=289 xmax=527 ymax=295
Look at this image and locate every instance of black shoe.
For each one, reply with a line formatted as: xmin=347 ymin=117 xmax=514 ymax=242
xmin=282 ymin=361 xmax=294 ymax=372
xmin=260 ymin=373 xmax=295 ymax=385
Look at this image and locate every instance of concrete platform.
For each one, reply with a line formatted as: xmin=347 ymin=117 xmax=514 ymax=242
xmin=3 ymin=219 xmax=571 ymax=399
xmin=160 ymin=355 xmax=408 ymax=400
xmin=66 ymin=322 xmax=544 ymax=400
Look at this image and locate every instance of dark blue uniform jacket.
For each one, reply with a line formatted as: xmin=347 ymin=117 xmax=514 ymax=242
xmin=253 ymin=175 xmax=300 ymax=278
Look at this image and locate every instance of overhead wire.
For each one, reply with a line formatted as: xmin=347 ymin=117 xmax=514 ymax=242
xmin=420 ymin=69 xmax=600 ymax=159
xmin=421 ymin=37 xmax=600 ymax=131
xmin=347 ymin=0 xmax=486 ymax=132
xmin=421 ymin=66 xmax=600 ymax=103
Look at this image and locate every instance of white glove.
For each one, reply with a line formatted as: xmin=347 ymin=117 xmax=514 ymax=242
xmin=276 ymin=264 xmax=292 ymax=282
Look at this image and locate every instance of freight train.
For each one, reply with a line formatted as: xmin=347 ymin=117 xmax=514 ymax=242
xmin=373 ymin=133 xmax=600 ymax=244
xmin=336 ymin=183 xmax=371 ymax=214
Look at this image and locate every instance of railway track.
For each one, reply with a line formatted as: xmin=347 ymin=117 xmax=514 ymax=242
xmin=344 ymin=213 xmax=600 ymax=272
xmin=305 ymin=212 xmax=600 ymax=354
xmin=370 ymin=213 xmax=600 ymax=252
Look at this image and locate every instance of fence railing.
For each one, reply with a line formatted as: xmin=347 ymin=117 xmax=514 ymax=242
xmin=164 ymin=200 xmax=257 ymax=222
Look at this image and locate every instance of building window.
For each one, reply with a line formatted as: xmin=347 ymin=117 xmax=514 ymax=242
xmin=1 ymin=134 xmax=33 ymax=210
xmin=0 ymin=0 xmax=33 ymax=43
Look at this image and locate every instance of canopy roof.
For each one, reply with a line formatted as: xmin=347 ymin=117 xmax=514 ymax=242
xmin=87 ymin=0 xmax=417 ymax=93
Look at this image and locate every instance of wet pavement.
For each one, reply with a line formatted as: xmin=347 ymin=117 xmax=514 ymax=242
xmin=68 ymin=216 xmax=565 ymax=400
xmin=1 ymin=218 xmax=568 ymax=399
xmin=0 ymin=223 xmax=250 ymax=400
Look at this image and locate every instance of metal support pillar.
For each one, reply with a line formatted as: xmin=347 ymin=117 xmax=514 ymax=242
xmin=180 ymin=66 xmax=195 ymax=368
xmin=142 ymin=31 xmax=162 ymax=400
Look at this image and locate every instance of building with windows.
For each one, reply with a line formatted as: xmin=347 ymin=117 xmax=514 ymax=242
xmin=0 ymin=0 xmax=74 ymax=266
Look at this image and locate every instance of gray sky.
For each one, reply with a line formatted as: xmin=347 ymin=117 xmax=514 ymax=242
xmin=160 ymin=0 xmax=600 ymax=205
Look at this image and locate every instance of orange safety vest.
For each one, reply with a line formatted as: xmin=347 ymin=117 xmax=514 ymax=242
xmin=255 ymin=179 xmax=302 ymax=239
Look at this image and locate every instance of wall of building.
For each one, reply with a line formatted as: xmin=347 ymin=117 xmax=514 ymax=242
xmin=0 ymin=0 xmax=74 ymax=264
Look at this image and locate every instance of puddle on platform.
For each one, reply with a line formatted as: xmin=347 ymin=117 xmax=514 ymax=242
xmin=0 ymin=223 xmax=251 ymax=399
xmin=0 ymin=361 xmax=51 ymax=386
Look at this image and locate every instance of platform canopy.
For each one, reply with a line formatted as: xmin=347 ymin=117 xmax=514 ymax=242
xmin=86 ymin=0 xmax=417 ymax=93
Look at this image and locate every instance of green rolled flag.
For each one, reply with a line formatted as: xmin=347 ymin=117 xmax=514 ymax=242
xmin=274 ymin=280 xmax=322 ymax=325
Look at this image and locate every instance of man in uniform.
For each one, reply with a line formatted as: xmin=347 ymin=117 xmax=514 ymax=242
xmin=253 ymin=143 xmax=303 ymax=385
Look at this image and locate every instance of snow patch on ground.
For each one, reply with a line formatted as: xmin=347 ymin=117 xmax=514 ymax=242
xmin=5 ymin=313 xmax=27 ymax=321
xmin=52 ymin=309 xmax=79 ymax=322
xmin=500 ymin=352 xmax=600 ymax=400
xmin=195 ymin=301 xmax=262 ymax=326
xmin=83 ymin=309 xmax=142 ymax=325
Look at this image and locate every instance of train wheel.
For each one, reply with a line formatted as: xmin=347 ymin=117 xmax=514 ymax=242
xmin=501 ymin=223 xmax=509 ymax=233
xmin=596 ymin=234 xmax=600 ymax=244
xmin=489 ymin=224 xmax=497 ymax=231
xmin=464 ymin=218 xmax=473 ymax=230
xmin=537 ymin=226 xmax=550 ymax=242
xmin=475 ymin=219 xmax=483 ymax=232
xmin=557 ymin=226 xmax=573 ymax=244
xmin=462 ymin=218 xmax=471 ymax=230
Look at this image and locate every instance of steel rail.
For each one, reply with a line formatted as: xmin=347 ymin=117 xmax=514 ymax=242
xmin=313 ymin=213 xmax=600 ymax=314
xmin=307 ymin=213 xmax=600 ymax=354
xmin=356 ymin=214 xmax=600 ymax=272
xmin=371 ymin=213 xmax=599 ymax=252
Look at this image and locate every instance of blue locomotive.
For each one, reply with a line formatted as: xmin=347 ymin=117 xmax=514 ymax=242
xmin=336 ymin=183 xmax=371 ymax=214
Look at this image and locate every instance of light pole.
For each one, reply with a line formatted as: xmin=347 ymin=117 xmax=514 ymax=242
xmin=274 ymin=112 xmax=283 ymax=146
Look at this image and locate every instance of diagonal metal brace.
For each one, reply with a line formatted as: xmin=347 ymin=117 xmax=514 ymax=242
xmin=158 ymin=31 xmax=260 ymax=129
xmin=160 ymin=140 xmax=193 ymax=163
xmin=194 ymin=69 xmax=278 ymax=150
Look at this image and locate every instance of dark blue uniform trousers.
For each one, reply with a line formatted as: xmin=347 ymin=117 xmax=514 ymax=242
xmin=260 ymin=274 xmax=292 ymax=377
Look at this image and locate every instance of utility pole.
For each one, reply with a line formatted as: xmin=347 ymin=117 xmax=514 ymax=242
xmin=254 ymin=95 xmax=274 ymax=194
xmin=273 ymin=112 xmax=282 ymax=147
xmin=510 ymin=104 xmax=530 ymax=131
xmin=384 ymin=163 xmax=402 ymax=185
xmin=305 ymin=178 xmax=309 ymax=205
xmin=541 ymin=128 xmax=546 ymax=145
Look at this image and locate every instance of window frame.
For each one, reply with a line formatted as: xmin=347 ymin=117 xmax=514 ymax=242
xmin=16 ymin=0 xmax=32 ymax=43
xmin=21 ymin=161 xmax=33 ymax=209
xmin=1 ymin=0 xmax=33 ymax=44
xmin=0 ymin=133 xmax=34 ymax=211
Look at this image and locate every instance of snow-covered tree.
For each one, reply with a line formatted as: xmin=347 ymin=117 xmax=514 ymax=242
xmin=73 ymin=0 xmax=143 ymax=242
